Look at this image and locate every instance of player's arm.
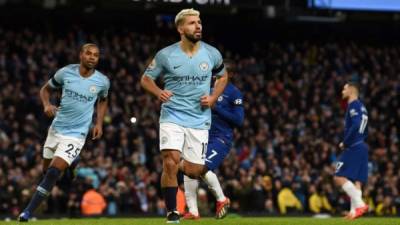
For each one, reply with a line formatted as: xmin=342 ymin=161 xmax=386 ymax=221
xmin=92 ymin=97 xmax=108 ymax=140
xmin=213 ymin=93 xmax=244 ymax=127
xmin=210 ymin=72 xmax=228 ymax=105
xmin=200 ymin=72 xmax=228 ymax=108
xmin=342 ymin=108 xmax=362 ymax=148
xmin=140 ymin=75 xmax=172 ymax=103
xmin=140 ymin=53 xmax=172 ymax=102
xmin=93 ymin=79 xmax=110 ymax=140
xmin=40 ymin=70 xmax=64 ymax=117
xmin=201 ymin=48 xmax=228 ymax=107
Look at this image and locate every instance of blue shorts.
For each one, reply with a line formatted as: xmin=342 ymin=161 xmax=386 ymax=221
xmin=335 ymin=143 xmax=368 ymax=183
xmin=205 ymin=137 xmax=230 ymax=171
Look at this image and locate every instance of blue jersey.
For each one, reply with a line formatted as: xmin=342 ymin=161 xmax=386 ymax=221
xmin=343 ymin=99 xmax=368 ymax=148
xmin=205 ymin=83 xmax=244 ymax=170
xmin=48 ymin=64 xmax=110 ymax=138
xmin=209 ymin=83 xmax=244 ymax=144
xmin=144 ymin=41 xmax=225 ymax=130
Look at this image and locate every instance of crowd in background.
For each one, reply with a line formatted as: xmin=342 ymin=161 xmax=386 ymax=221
xmin=0 ymin=26 xmax=399 ymax=218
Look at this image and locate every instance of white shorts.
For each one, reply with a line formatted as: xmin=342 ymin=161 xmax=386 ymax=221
xmin=159 ymin=122 xmax=208 ymax=165
xmin=43 ymin=127 xmax=85 ymax=165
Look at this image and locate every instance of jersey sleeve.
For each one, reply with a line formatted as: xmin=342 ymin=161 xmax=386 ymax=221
xmin=343 ymin=105 xmax=362 ymax=147
xmin=144 ymin=51 xmax=165 ymax=80
xmin=232 ymin=89 xmax=244 ymax=107
xmin=98 ymin=77 xmax=110 ymax=99
xmin=213 ymin=88 xmax=244 ymax=127
xmin=210 ymin=48 xmax=225 ymax=77
xmin=48 ymin=68 xmax=65 ymax=88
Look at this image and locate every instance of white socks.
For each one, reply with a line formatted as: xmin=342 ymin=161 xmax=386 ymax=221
xmin=342 ymin=181 xmax=364 ymax=210
xmin=184 ymin=175 xmax=199 ymax=216
xmin=202 ymin=171 xmax=225 ymax=202
xmin=184 ymin=171 xmax=226 ymax=216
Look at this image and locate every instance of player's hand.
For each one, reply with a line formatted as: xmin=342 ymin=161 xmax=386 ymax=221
xmin=339 ymin=142 xmax=345 ymax=150
xmin=92 ymin=124 xmax=103 ymax=140
xmin=43 ymin=104 xmax=58 ymax=117
xmin=200 ymin=95 xmax=217 ymax=108
xmin=158 ymin=90 xmax=173 ymax=103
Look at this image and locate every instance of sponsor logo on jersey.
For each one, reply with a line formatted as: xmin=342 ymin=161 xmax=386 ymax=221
xmin=234 ymin=99 xmax=242 ymax=105
xmin=65 ymin=89 xmax=95 ymax=103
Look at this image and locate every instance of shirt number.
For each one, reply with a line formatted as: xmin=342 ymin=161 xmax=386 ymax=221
xmin=359 ymin=115 xmax=368 ymax=134
xmin=207 ymin=150 xmax=218 ymax=160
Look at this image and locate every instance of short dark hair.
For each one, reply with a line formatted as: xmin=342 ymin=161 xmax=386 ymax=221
xmin=80 ymin=43 xmax=99 ymax=53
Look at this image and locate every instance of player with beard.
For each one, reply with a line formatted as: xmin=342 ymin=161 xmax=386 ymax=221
xmin=141 ymin=8 xmax=228 ymax=224
xmin=18 ymin=43 xmax=110 ymax=222
xmin=334 ymin=81 xmax=369 ymax=219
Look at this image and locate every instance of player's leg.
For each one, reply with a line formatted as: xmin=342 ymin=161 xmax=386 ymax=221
xmin=19 ymin=128 xmax=57 ymax=221
xmin=180 ymin=127 xmax=208 ymax=220
xmin=41 ymin=128 xmax=58 ymax=176
xmin=19 ymin=134 xmax=84 ymax=222
xmin=19 ymin=157 xmax=69 ymax=222
xmin=350 ymin=144 xmax=369 ymax=219
xmin=42 ymin=159 xmax=52 ymax=174
xmin=202 ymin=138 xmax=230 ymax=219
xmin=62 ymin=156 xmax=80 ymax=181
xmin=180 ymin=127 xmax=209 ymax=179
xmin=159 ymin=123 xmax=185 ymax=223
xmin=161 ymin=150 xmax=181 ymax=223
xmin=183 ymin=175 xmax=200 ymax=219
xmin=334 ymin=148 xmax=365 ymax=218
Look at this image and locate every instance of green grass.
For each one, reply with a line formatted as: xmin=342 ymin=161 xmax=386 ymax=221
xmin=0 ymin=217 xmax=399 ymax=225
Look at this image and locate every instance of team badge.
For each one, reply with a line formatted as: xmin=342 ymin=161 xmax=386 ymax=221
xmin=350 ymin=109 xmax=358 ymax=117
xmin=218 ymin=96 xmax=223 ymax=102
xmin=161 ymin=136 xmax=168 ymax=145
xmin=199 ymin=62 xmax=209 ymax=71
xmin=89 ymin=86 xmax=97 ymax=93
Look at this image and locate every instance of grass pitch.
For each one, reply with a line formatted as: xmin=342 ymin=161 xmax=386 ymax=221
xmin=0 ymin=217 xmax=399 ymax=225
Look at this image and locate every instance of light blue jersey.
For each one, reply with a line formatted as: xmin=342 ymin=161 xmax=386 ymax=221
xmin=48 ymin=64 xmax=110 ymax=138
xmin=145 ymin=41 xmax=225 ymax=130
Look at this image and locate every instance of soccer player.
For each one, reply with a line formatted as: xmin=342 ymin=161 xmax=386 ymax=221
xmin=334 ymin=81 xmax=369 ymax=219
xmin=18 ymin=43 xmax=110 ymax=222
xmin=183 ymin=61 xmax=244 ymax=220
xmin=141 ymin=8 xmax=228 ymax=223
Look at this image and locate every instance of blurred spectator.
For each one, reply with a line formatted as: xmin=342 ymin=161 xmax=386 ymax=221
xmin=308 ymin=185 xmax=333 ymax=214
xmin=375 ymin=196 xmax=397 ymax=216
xmin=176 ymin=186 xmax=186 ymax=215
xmin=81 ymin=185 xmax=106 ymax=216
xmin=278 ymin=182 xmax=303 ymax=214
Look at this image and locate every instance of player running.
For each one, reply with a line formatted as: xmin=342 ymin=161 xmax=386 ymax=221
xmin=18 ymin=43 xmax=110 ymax=222
xmin=183 ymin=60 xmax=244 ymax=220
xmin=334 ymin=81 xmax=369 ymax=220
xmin=141 ymin=8 xmax=228 ymax=223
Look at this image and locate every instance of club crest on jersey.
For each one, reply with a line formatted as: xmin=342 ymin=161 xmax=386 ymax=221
xmin=218 ymin=96 xmax=223 ymax=102
xmin=199 ymin=62 xmax=209 ymax=71
xmin=89 ymin=86 xmax=97 ymax=93
xmin=148 ymin=59 xmax=156 ymax=70
xmin=350 ymin=109 xmax=358 ymax=117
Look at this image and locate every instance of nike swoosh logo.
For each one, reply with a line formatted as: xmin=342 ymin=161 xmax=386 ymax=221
xmin=173 ymin=65 xmax=182 ymax=69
